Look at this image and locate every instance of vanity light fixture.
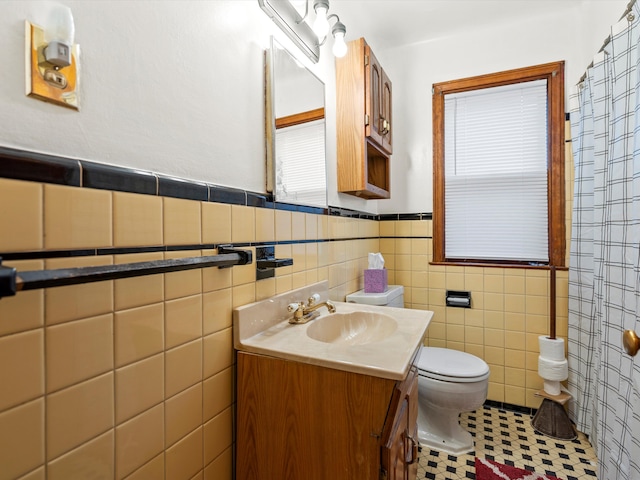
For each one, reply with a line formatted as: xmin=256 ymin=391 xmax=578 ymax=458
xmin=25 ymin=2 xmax=80 ymax=109
xmin=316 ymin=14 xmax=347 ymax=57
xmin=329 ymin=15 xmax=347 ymax=57
xmin=308 ymin=0 xmax=348 ymax=58
xmin=311 ymin=0 xmax=330 ymax=38
xmin=312 ymin=0 xmax=348 ymax=58
xmin=258 ymin=0 xmax=347 ymax=62
xmin=299 ymin=0 xmax=348 ymax=57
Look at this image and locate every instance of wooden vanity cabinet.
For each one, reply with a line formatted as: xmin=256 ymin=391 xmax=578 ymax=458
xmin=336 ymin=37 xmax=393 ymax=199
xmin=236 ymin=352 xmax=419 ymax=480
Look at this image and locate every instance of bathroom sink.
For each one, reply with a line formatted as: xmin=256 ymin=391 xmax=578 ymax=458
xmin=233 ymin=281 xmax=432 ymax=380
xmin=306 ymin=311 xmax=397 ymax=345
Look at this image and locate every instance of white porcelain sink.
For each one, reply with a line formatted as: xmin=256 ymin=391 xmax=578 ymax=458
xmin=233 ymin=281 xmax=432 ymax=380
xmin=306 ymin=311 xmax=397 ymax=345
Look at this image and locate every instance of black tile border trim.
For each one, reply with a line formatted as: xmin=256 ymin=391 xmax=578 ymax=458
xmin=0 ymin=146 xmax=433 ymax=220
xmin=379 ymin=236 xmax=433 ymax=239
xmin=379 ymin=213 xmax=433 ymax=221
xmin=0 ymin=146 xmax=81 ymax=186
xmin=484 ymin=400 xmax=537 ymax=417
xmin=82 ymin=161 xmax=157 ymax=195
xmin=0 ymin=236 xmax=397 ymax=261
xmin=212 ymin=185 xmax=249 ymax=206
xmin=329 ymin=206 xmax=378 ymax=220
xmin=276 ymin=201 xmax=327 ymax=215
xmin=158 ymin=174 xmax=208 ymax=201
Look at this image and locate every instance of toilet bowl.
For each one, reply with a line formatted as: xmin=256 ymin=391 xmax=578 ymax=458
xmin=344 ymin=287 xmax=488 ymax=454
xmin=416 ymin=346 xmax=490 ymax=455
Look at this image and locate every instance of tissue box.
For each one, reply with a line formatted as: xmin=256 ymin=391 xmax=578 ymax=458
xmin=364 ymin=269 xmax=388 ymax=293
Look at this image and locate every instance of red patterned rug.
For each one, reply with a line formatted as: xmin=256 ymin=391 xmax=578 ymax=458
xmin=475 ymin=457 xmax=561 ymax=480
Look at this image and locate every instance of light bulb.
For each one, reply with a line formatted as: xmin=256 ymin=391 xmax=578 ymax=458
xmin=312 ymin=6 xmax=329 ymax=38
xmin=331 ymin=20 xmax=347 ymax=57
xmin=332 ymin=31 xmax=347 ymax=57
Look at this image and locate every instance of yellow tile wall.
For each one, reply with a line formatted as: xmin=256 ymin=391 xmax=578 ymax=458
xmin=0 ymin=179 xmax=378 ymax=480
xmin=0 ymin=153 xmax=574 ymax=476
xmin=380 ymin=219 xmax=570 ymax=409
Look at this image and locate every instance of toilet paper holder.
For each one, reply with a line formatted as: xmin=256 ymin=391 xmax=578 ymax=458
xmin=446 ymin=290 xmax=471 ymax=308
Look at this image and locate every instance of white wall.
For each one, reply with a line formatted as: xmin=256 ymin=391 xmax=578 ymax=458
xmin=374 ymin=0 xmax=627 ymax=213
xmin=1 ymin=2 xmax=259 ymax=189
xmin=0 ymin=1 xmax=628 ymax=215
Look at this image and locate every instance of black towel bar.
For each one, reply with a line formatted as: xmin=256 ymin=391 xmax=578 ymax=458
xmin=0 ymin=247 xmax=252 ymax=299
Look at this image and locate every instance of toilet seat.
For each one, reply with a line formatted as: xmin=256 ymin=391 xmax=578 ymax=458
xmin=417 ymin=347 xmax=490 ymax=383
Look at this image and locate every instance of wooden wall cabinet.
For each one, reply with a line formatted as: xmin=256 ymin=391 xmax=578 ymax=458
xmin=366 ymin=46 xmax=393 ymax=155
xmin=336 ymin=37 xmax=393 ymax=199
xmin=236 ymin=351 xmax=419 ymax=480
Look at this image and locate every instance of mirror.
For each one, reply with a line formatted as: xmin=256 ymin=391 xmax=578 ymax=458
xmin=266 ymin=37 xmax=327 ymax=208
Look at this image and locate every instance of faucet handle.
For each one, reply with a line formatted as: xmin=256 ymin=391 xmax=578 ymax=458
xmin=287 ymin=302 xmax=302 ymax=313
xmin=307 ymin=293 xmax=321 ymax=306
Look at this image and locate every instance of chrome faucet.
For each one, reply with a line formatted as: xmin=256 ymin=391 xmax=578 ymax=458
xmin=287 ymin=293 xmax=336 ymax=324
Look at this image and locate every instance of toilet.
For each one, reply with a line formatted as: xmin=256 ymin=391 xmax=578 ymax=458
xmin=416 ymin=346 xmax=489 ymax=455
xmin=345 ymin=284 xmax=405 ymax=308
xmin=346 ymin=285 xmax=490 ymax=455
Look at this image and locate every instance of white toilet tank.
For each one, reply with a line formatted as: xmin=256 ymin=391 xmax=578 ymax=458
xmin=345 ymin=285 xmax=404 ymax=308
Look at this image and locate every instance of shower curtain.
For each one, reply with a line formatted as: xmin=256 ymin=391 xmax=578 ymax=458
xmin=568 ymin=4 xmax=640 ymax=479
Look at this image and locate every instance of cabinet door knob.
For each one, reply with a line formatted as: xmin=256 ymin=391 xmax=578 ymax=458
xmin=623 ymin=329 xmax=640 ymax=356
xmin=381 ymin=119 xmax=390 ymax=135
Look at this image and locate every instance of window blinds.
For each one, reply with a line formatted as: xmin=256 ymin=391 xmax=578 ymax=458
xmin=444 ymin=79 xmax=548 ymax=262
xmin=275 ymin=119 xmax=327 ymax=208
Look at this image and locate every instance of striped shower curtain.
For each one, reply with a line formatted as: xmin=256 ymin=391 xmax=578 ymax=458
xmin=568 ymin=4 xmax=640 ymax=479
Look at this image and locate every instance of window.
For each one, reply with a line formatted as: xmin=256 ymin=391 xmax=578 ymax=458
xmin=432 ymin=62 xmax=565 ymax=267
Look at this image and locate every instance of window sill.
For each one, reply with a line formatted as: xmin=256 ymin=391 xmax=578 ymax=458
xmin=429 ymin=261 xmax=567 ymax=271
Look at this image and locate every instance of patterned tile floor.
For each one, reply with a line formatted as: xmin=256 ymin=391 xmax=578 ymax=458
xmin=417 ymin=405 xmax=599 ymax=480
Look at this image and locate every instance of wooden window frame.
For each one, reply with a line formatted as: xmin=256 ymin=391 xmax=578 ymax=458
xmin=432 ymin=61 xmax=565 ymax=267
xmin=275 ymin=107 xmax=325 ymax=129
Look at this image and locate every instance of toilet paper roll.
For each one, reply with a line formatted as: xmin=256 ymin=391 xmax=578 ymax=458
xmin=538 ymin=335 xmax=566 ymax=362
xmin=538 ymin=356 xmax=568 ymax=381
xmin=544 ymin=379 xmax=561 ymax=396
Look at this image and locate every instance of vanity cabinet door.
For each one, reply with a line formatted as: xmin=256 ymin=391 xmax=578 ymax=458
xmin=380 ymin=367 xmax=419 ymax=480
xmin=405 ymin=367 xmax=419 ymax=479
xmin=381 ymin=400 xmax=410 ymax=480
xmin=236 ymin=351 xmax=397 ymax=480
